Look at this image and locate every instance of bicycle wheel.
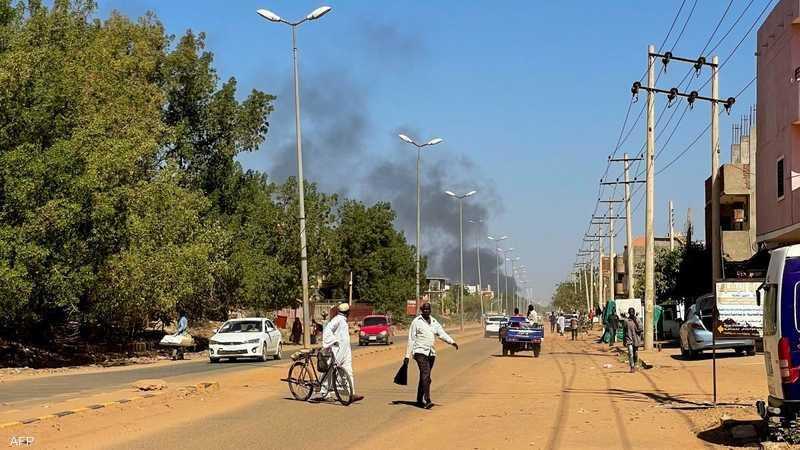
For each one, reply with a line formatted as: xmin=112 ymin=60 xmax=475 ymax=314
xmin=333 ymin=366 xmax=354 ymax=406
xmin=288 ymin=361 xmax=314 ymax=401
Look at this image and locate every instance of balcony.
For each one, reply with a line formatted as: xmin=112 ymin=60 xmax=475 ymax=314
xmin=704 ymin=163 xmax=752 ymax=206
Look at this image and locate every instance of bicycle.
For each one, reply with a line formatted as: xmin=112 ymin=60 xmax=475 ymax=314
xmin=282 ymin=348 xmax=354 ymax=406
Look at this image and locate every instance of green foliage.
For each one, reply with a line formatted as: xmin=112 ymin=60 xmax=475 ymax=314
xmin=0 ymin=1 xmax=419 ymax=344
xmin=551 ymin=280 xmax=586 ymax=313
xmin=634 ymin=242 xmax=710 ymax=302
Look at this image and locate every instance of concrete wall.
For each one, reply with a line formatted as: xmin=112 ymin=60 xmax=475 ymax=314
xmin=756 ymin=0 xmax=800 ymax=244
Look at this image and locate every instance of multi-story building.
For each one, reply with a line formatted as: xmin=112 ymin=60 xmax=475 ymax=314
xmin=705 ymin=111 xmax=758 ymax=263
xmin=756 ymin=0 xmax=800 ymax=246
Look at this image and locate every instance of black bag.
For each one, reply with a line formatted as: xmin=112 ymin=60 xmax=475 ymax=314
xmin=317 ymin=348 xmax=332 ymax=373
xmin=393 ymin=359 xmax=409 ymax=385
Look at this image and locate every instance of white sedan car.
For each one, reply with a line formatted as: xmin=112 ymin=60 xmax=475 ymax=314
xmin=484 ymin=315 xmax=508 ymax=337
xmin=208 ymin=318 xmax=283 ymax=363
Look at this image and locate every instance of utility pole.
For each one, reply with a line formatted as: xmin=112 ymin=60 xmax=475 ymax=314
xmin=711 ymin=55 xmax=721 ymax=291
xmin=645 ymin=44 xmax=656 ymax=352
xmin=607 ymin=153 xmax=643 ymax=299
xmin=669 ymin=200 xmax=675 ymax=251
xmin=631 ymin=47 xmax=737 ymax=351
xmin=630 ymin=51 xmax=735 ymax=339
xmin=348 ymin=271 xmax=353 ymax=305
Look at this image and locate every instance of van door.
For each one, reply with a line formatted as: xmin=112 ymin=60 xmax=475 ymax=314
xmin=780 ymin=258 xmax=800 ymax=400
xmin=763 ymin=281 xmax=781 ymax=399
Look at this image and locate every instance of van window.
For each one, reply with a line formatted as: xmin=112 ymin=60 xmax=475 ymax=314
xmin=764 ymin=283 xmax=778 ymax=336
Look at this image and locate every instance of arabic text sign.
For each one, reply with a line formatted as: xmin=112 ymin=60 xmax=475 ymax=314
xmin=714 ymin=281 xmax=763 ymax=339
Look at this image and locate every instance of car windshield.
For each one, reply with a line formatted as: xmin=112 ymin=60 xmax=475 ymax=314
xmin=487 ymin=317 xmax=505 ymax=322
xmin=363 ymin=317 xmax=387 ymax=326
xmin=219 ymin=320 xmax=262 ymax=333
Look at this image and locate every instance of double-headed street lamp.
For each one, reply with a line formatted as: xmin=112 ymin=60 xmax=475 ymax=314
xmin=257 ymin=5 xmax=332 ymax=349
xmin=445 ymin=190 xmax=477 ymax=331
xmin=500 ymin=247 xmax=515 ymax=313
xmin=398 ymin=134 xmax=444 ymax=308
xmin=487 ymin=235 xmax=508 ymax=312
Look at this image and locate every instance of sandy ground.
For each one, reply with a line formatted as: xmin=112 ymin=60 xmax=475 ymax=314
xmin=4 ymin=328 xmax=781 ymax=450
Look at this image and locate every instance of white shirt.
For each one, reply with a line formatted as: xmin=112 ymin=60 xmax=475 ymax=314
xmin=322 ymin=314 xmax=351 ymax=363
xmin=557 ymin=316 xmax=565 ymax=328
xmin=405 ymin=315 xmax=455 ymax=358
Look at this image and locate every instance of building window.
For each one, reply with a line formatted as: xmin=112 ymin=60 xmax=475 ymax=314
xmin=777 ymin=156 xmax=785 ymax=200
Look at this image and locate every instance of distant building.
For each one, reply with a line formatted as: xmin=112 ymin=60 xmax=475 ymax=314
xmin=756 ymin=0 xmax=800 ymax=247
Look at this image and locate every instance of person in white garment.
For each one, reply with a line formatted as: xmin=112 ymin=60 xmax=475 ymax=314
xmin=316 ymin=303 xmax=363 ymax=402
xmin=405 ymin=302 xmax=458 ymax=409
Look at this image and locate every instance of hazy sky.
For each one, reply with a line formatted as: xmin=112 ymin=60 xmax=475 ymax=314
xmin=98 ymin=0 xmax=766 ymax=301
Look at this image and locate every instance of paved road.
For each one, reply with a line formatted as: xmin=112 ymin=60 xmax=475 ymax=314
xmin=0 ymin=338 xmax=408 ymax=408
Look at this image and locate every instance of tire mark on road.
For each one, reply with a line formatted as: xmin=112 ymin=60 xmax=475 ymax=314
xmin=544 ymin=338 xmax=578 ymax=450
xmin=572 ymin=340 xmax=633 ymax=450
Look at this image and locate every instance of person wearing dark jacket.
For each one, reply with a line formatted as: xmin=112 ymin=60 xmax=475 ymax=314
xmin=623 ymin=308 xmax=643 ymax=373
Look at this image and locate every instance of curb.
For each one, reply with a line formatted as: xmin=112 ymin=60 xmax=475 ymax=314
xmin=0 ymin=381 xmax=218 ymax=430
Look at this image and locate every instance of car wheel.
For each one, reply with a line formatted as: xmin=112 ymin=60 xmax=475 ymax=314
xmin=747 ymin=346 xmax=756 ymax=356
xmin=274 ymin=343 xmax=283 ymax=360
xmin=260 ymin=344 xmax=269 ymax=362
xmin=210 ymin=357 xmax=220 ymax=364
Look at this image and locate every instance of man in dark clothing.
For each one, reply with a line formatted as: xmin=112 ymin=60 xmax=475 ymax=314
xmin=623 ymin=307 xmax=643 ymax=373
xmin=291 ymin=317 xmax=302 ymax=345
xmin=549 ymin=313 xmax=556 ymax=333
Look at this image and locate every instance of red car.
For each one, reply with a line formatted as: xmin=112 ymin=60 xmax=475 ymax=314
xmin=358 ymin=315 xmax=393 ymax=346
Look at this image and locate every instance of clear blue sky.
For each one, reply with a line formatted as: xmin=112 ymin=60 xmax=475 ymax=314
xmin=98 ymin=0 xmax=766 ymax=302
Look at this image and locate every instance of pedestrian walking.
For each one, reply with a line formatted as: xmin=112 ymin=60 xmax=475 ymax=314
xmin=623 ymin=307 xmax=643 ymax=373
xmin=171 ymin=310 xmax=189 ymax=361
xmin=405 ymin=302 xmax=458 ymax=409
xmin=316 ymin=303 xmax=363 ymax=402
xmin=291 ymin=317 xmax=303 ymax=345
xmin=549 ymin=312 xmax=556 ymax=333
xmin=556 ymin=313 xmax=565 ymax=336
xmin=570 ymin=315 xmax=579 ymax=340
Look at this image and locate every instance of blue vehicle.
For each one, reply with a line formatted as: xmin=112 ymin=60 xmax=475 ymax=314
xmin=499 ymin=316 xmax=544 ymax=357
xmin=758 ymin=245 xmax=800 ymax=442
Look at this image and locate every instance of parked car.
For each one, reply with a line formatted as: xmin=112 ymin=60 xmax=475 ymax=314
xmin=679 ymin=294 xmax=755 ymax=359
xmin=358 ymin=315 xmax=393 ymax=346
xmin=208 ymin=318 xmax=283 ymax=363
xmin=484 ymin=315 xmax=507 ymax=337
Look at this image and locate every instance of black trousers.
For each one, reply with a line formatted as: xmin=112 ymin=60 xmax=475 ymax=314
xmin=414 ymin=353 xmax=436 ymax=404
xmin=571 ymin=328 xmax=578 ymax=340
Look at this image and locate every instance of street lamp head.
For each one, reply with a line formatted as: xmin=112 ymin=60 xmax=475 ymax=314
xmin=256 ymin=8 xmax=282 ymax=22
xmin=444 ymin=191 xmax=456 ymax=197
xmin=306 ymin=5 xmax=332 ymax=20
xmin=426 ymin=137 xmax=444 ymax=146
xmin=398 ymin=134 xmax=415 ymax=145
xmin=464 ymin=190 xmax=477 ymax=197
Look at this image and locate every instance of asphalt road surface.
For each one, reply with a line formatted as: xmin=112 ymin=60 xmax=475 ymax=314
xmin=0 ymin=337 xmax=408 ymax=408
xmin=107 ymin=334 xmax=497 ymax=450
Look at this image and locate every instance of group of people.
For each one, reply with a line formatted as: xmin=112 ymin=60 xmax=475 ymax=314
xmin=313 ymin=301 xmax=458 ymax=408
xmin=602 ymin=305 xmax=644 ymax=373
xmin=547 ymin=311 xmax=581 ymax=340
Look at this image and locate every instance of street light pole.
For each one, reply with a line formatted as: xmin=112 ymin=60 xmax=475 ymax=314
xmin=257 ymin=5 xmax=332 ymax=349
xmin=468 ymin=219 xmax=484 ymax=317
xmin=398 ymin=134 xmax=444 ymax=309
xmin=445 ymin=190 xmax=477 ymax=332
xmin=488 ymin=235 xmax=508 ymax=313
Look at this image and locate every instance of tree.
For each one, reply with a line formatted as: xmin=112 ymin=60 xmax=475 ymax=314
xmin=634 ymin=242 xmax=710 ymax=303
xmin=551 ymin=281 xmax=586 ymax=313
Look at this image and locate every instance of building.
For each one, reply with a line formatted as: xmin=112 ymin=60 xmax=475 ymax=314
xmin=705 ymin=111 xmax=758 ymax=263
xmin=756 ymin=0 xmax=800 ymax=246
